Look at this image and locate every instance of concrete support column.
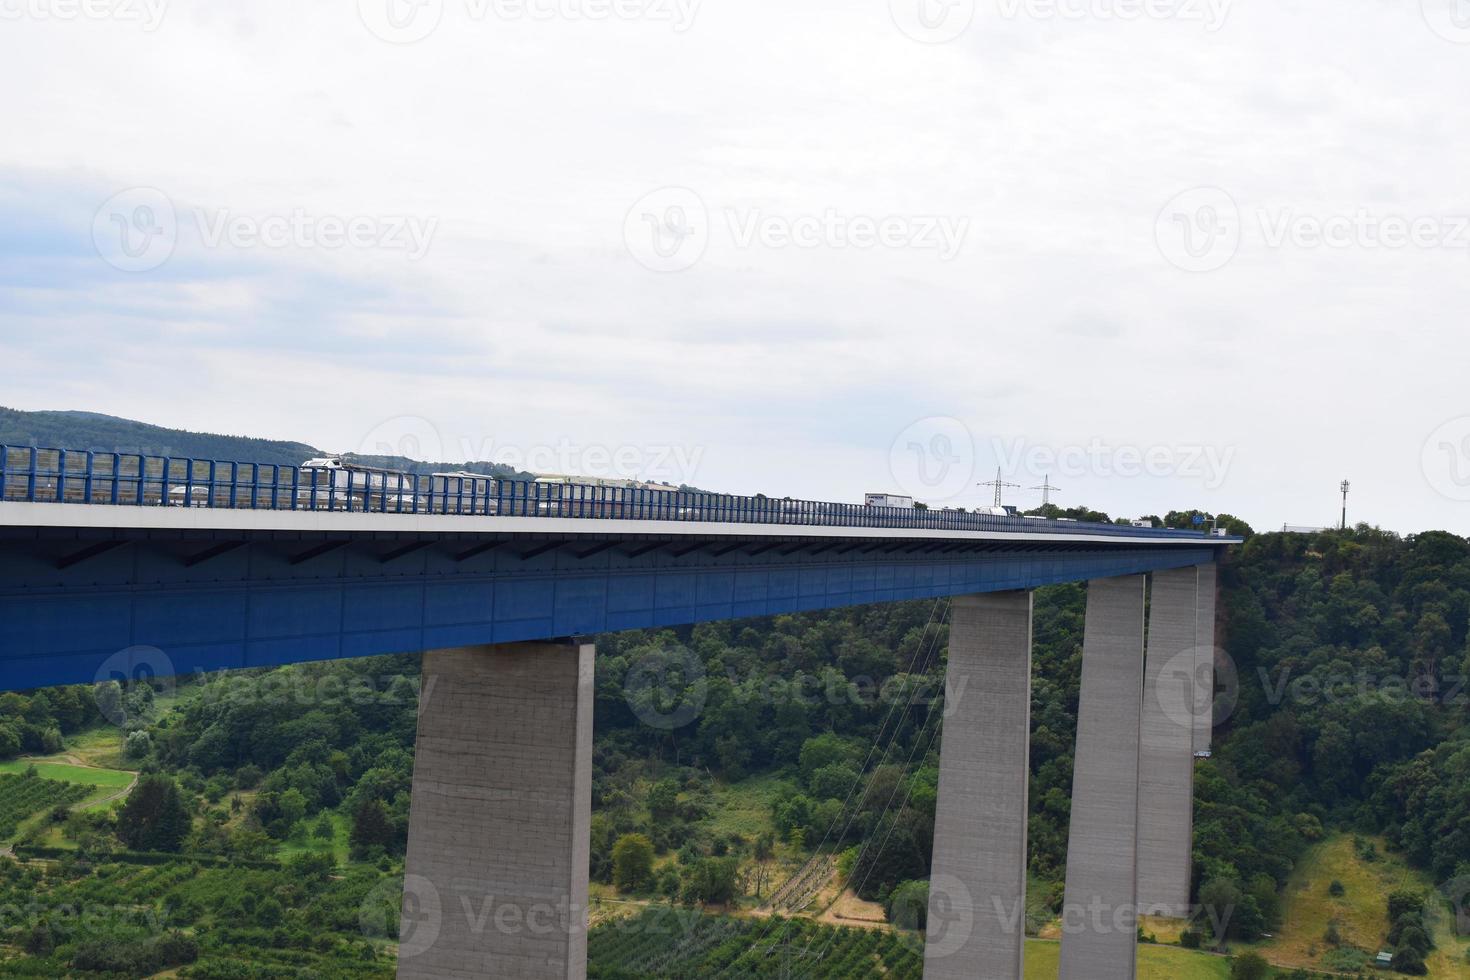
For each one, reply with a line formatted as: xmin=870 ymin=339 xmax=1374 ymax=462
xmin=924 ymin=591 xmax=1033 ymax=980
xmin=400 ymin=641 xmax=594 ymax=980
xmin=1059 ymin=574 xmax=1146 ymax=980
xmin=1193 ymin=562 xmax=1218 ymax=755
xmin=1136 ymin=566 xmax=1199 ymax=918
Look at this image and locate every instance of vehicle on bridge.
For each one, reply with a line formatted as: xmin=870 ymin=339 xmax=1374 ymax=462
xmin=864 ymin=492 xmax=915 ymax=509
xmin=298 ymin=457 xmax=418 ymax=511
xmin=166 ymin=485 xmax=210 ymax=506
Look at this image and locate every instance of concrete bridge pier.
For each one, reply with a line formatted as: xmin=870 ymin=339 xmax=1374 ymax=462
xmin=400 ymin=641 xmax=594 ymax=980
xmin=1136 ymin=566 xmax=1200 ymax=919
xmin=1058 ymin=574 xmax=1147 ymax=980
xmin=1193 ymin=561 xmax=1218 ymax=755
xmin=924 ymin=591 xmax=1034 ymax=980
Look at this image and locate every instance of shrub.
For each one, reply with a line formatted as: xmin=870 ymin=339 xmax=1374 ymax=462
xmin=1391 ymin=946 xmax=1428 ymax=975
xmin=1329 ymin=879 xmax=1345 ymax=897
xmin=1388 ymin=890 xmax=1426 ymax=924
xmin=1230 ymin=951 xmax=1269 ymax=980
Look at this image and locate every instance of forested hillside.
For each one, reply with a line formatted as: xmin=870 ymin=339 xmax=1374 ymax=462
xmin=0 ymin=407 xmax=320 ymax=467
xmin=0 ymin=406 xmax=526 ymax=480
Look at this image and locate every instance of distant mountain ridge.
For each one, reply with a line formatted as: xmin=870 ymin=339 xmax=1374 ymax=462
xmin=0 ymin=407 xmax=526 ymax=479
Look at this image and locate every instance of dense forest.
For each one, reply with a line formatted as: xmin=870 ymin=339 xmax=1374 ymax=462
xmin=0 ymin=409 xmax=1466 ymax=976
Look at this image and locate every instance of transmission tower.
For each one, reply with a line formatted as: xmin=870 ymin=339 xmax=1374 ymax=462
xmin=1030 ymin=475 xmax=1061 ymax=507
xmin=979 ymin=467 xmax=1020 ymax=508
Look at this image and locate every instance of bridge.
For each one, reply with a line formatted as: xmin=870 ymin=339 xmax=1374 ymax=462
xmin=0 ymin=446 xmax=1237 ymax=980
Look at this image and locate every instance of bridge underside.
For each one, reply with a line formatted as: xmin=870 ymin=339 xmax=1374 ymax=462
xmin=0 ymin=512 xmax=1215 ymax=690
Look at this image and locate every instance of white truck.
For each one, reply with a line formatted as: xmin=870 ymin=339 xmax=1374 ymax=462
xmin=864 ymin=492 xmax=915 ymax=509
xmin=299 ymin=457 xmax=418 ymax=510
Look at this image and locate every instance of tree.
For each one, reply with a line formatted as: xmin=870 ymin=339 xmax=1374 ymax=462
xmin=312 ymin=812 xmax=335 ymax=840
xmin=1230 ymin=952 xmax=1269 ymax=980
xmin=808 ymin=763 xmax=860 ymax=802
xmin=116 ymin=775 xmax=190 ymax=852
xmin=611 ymin=833 xmax=655 ymax=892
xmin=1198 ymin=878 xmax=1244 ymax=943
xmin=0 ymin=724 xmax=20 ymax=760
xmin=24 ymin=920 xmax=54 ymax=956
xmin=648 ymin=778 xmax=680 ymax=821
xmin=681 ymin=856 xmax=739 ymax=905
xmin=799 ymin=733 xmax=859 ymax=779
xmin=125 ymin=730 xmax=151 ymax=759
xmin=887 ymin=879 xmax=928 ymax=930
xmin=350 ymin=799 xmax=394 ymax=853
xmin=276 ymin=788 xmax=308 ymax=833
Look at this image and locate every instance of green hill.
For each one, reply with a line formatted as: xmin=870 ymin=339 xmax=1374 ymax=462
xmin=0 ymin=406 xmax=318 ymax=467
xmin=0 ymin=406 xmax=526 ymax=479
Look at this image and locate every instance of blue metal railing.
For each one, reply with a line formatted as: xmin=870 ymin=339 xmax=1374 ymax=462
xmin=0 ymin=445 xmax=1218 ymax=541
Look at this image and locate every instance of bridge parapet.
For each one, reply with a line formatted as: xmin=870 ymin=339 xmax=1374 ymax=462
xmin=1 ymin=445 xmax=1221 ymax=542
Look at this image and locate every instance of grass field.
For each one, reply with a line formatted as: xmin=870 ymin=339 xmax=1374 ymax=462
xmin=706 ymin=773 xmax=790 ymax=840
xmin=276 ymin=808 xmax=353 ymax=862
xmin=1022 ymin=939 xmax=1230 ymax=979
xmin=0 ymin=760 xmax=134 ymax=788
xmin=1248 ymin=834 xmax=1470 ymax=977
xmin=53 ymin=725 xmax=132 ymax=768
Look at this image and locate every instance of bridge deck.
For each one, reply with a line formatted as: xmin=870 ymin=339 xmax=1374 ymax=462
xmin=0 ymin=447 xmax=1236 ymax=692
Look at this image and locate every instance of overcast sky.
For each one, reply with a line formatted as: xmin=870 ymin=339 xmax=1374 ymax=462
xmin=2 ymin=0 xmax=1469 ymax=534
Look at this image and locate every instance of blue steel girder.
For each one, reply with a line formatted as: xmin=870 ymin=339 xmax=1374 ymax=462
xmin=0 ymin=518 xmax=1226 ymax=692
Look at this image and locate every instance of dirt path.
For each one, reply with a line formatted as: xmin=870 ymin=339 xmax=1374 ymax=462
xmin=87 ymin=771 xmax=138 ymax=808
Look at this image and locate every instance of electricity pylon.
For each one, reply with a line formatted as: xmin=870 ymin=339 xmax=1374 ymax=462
xmin=1030 ymin=475 xmax=1061 ymax=507
xmin=979 ymin=467 xmax=1020 ymax=508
